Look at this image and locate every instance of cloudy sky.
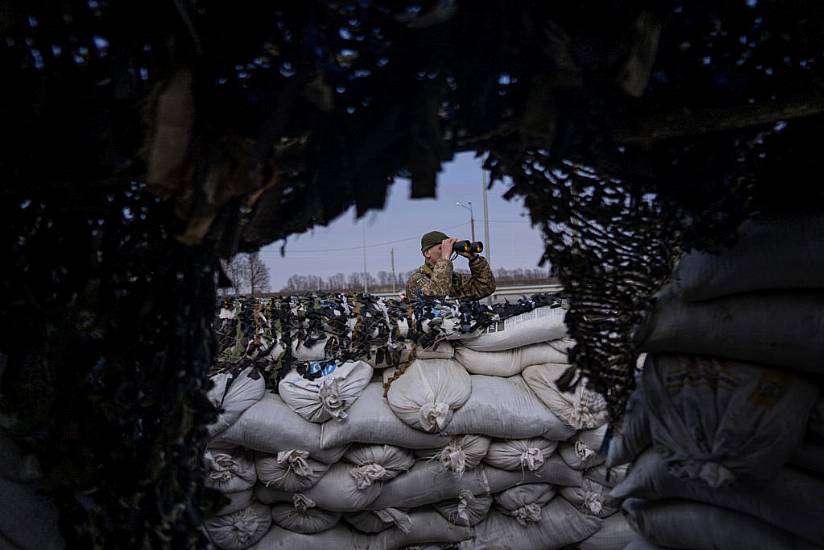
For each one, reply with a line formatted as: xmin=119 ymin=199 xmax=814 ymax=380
xmin=259 ymin=152 xmax=549 ymax=290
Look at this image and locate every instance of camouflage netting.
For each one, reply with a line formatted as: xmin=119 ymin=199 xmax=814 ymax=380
xmin=2 ymin=0 xmax=824 ymax=546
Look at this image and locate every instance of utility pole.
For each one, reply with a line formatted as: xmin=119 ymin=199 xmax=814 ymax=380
xmin=362 ymin=220 xmax=368 ymax=294
xmin=390 ymin=247 xmax=397 ymax=293
xmin=482 ymin=169 xmax=493 ymax=305
xmin=456 ymin=201 xmax=476 ymax=241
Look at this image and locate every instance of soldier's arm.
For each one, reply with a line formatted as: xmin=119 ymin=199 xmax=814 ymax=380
xmin=406 ymin=260 xmax=454 ymax=300
xmin=457 ymin=255 xmax=496 ymax=300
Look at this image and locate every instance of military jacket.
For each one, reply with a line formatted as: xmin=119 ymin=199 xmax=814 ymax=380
xmin=405 ymin=255 xmax=496 ymax=301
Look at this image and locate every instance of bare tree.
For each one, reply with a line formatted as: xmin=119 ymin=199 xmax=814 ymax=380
xmin=246 ymin=252 xmax=270 ymax=296
xmin=223 ymin=255 xmax=248 ymax=295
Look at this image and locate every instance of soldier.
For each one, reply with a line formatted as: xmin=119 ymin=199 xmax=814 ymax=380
xmin=406 ymin=230 xmax=496 ymax=301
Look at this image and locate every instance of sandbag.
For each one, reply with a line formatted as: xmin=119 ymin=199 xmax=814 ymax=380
xmin=270 ymin=494 xmax=341 ymax=534
xmin=577 ymin=513 xmax=635 ymax=550
xmin=493 ymin=484 xmax=556 ymax=526
xmin=320 ymin=383 xmax=450 ymax=450
xmin=641 ymin=354 xmax=817 ymax=487
xmin=623 ymin=537 xmax=671 ymax=550
xmin=366 ymin=340 xmax=454 ymax=369
xmin=255 ymin=450 xmax=329 ymax=492
xmin=559 ymin=424 xmax=608 ymax=470
xmin=640 ymin=290 xmax=824 ymax=373
xmin=585 ymin=463 xmax=630 ymax=489
xmin=290 ymin=338 xmax=328 ymax=362
xmin=216 ymin=489 xmax=254 ymax=516
xmin=485 ymin=455 xmax=583 ymax=492
xmin=522 ymin=363 xmax=609 ymax=430
xmin=464 ymin=499 xmax=601 ymax=550
xmin=0 ymin=476 xmax=64 ymax=550
xmin=612 ymin=448 xmax=824 ymax=545
xmin=205 ymin=449 xmax=257 ymax=493
xmin=417 ymin=340 xmax=455 ymax=360
xmin=444 ymin=375 xmax=575 ymax=440
xmin=205 ymin=502 xmax=271 ymax=550
xmin=250 ymin=524 xmax=356 ymax=550
xmin=208 ymin=367 xmax=267 ymax=437
xmin=343 ymin=444 xmax=416 ymax=487
xmin=265 ymin=461 xmax=382 ymax=513
xmin=433 ymin=490 xmax=492 ymax=527
xmin=210 ymin=393 xmax=347 ymax=464
xmin=623 ymin=498 xmax=824 ymax=550
xmin=360 ymin=509 xmax=474 ymax=549
xmin=344 ymin=508 xmax=412 ymax=534
xmin=484 ymin=438 xmax=557 ymax=472
xmin=386 ymin=359 xmax=471 ymax=433
xmin=454 ymin=340 xmax=571 ymax=377
xmin=278 ymin=360 xmax=373 ymax=423
xmin=416 ymin=435 xmax=491 ymax=475
xmin=463 ymin=305 xmax=569 ymax=352
xmin=368 ymin=460 xmax=491 ymax=510
xmin=669 ymin=214 xmax=824 ymax=301
xmin=559 ymin=477 xmax=620 ymax=518
xmin=606 ymin=383 xmax=650 ymax=467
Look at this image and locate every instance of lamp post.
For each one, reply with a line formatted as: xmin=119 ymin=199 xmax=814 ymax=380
xmin=456 ymin=201 xmax=476 ymax=242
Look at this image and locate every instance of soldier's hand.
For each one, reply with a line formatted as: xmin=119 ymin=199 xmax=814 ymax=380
xmin=440 ymin=238 xmax=459 ymax=259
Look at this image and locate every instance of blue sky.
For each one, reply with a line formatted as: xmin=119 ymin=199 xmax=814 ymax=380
xmin=259 ymin=152 xmax=549 ymax=290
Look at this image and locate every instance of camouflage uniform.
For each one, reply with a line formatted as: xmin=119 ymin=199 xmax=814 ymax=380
xmin=406 ymin=256 xmax=496 ymax=301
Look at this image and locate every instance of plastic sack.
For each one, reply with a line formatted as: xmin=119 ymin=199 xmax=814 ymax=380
xmin=559 ymin=424 xmax=608 ymax=471
xmin=433 ymin=490 xmax=492 ymax=526
xmin=522 ymin=363 xmax=608 ymax=430
xmin=578 ymin=513 xmax=635 ymax=550
xmin=270 ymin=494 xmax=341 ymax=534
xmin=208 ymin=367 xmax=266 ymax=437
xmin=416 ymin=435 xmax=491 ymax=475
xmin=215 ymin=489 xmax=253 ymax=517
xmin=463 ymin=305 xmax=569 ymax=352
xmin=386 ymin=359 xmax=472 ymax=433
xmin=493 ymin=483 xmax=556 ymax=526
xmin=454 ymin=340 xmax=571 ymax=377
xmin=484 ymin=438 xmax=557 ymax=472
xmin=205 ymin=502 xmax=271 ymax=550
xmin=559 ymin=477 xmax=619 ymax=517
xmin=255 ymin=449 xmax=329 ymax=492
xmin=344 ymin=508 xmax=412 ymax=534
xmin=343 ymin=444 xmax=416 ymax=488
xmin=278 ymin=360 xmax=373 ymax=423
xmin=205 ymin=449 xmax=257 ymax=493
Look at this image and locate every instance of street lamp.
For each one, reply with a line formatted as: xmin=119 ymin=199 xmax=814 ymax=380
xmin=456 ymin=201 xmax=476 ymax=242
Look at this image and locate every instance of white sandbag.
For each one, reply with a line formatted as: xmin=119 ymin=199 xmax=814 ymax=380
xmin=343 ymin=444 xmax=416 ymax=487
xmin=386 ymin=359 xmax=471 ymax=433
xmin=290 ymin=338 xmax=329 ymax=362
xmin=670 ymin=214 xmax=824 ymax=301
xmin=606 ymin=383 xmax=650 ymax=467
xmin=433 ymin=490 xmax=492 ymax=526
xmin=416 ymin=435 xmax=490 ymax=475
xmin=205 ymin=449 xmax=257 ymax=493
xmin=368 ymin=460 xmax=491 ymax=510
xmin=208 ymin=367 xmax=267 ymax=437
xmin=612 ymin=448 xmax=824 ymax=545
xmin=206 ymin=502 xmax=271 ymax=550
xmin=485 ymin=455 xmax=583 ymax=492
xmin=559 ymin=478 xmax=620 ymax=518
xmin=493 ymin=484 xmax=556 ymax=526
xmin=623 ymin=498 xmax=823 ymax=550
xmin=216 ymin=489 xmax=253 ymax=516
xmin=444 ymin=375 xmax=575 ymax=440
xmin=521 ymin=363 xmax=609 ymax=430
xmin=416 ymin=340 xmax=455 ymax=359
xmin=559 ymin=424 xmax=608 ymax=470
xmin=255 ymin=450 xmax=329 ymax=492
xmin=0 ymin=477 xmax=64 ymax=550
xmin=641 ymin=354 xmax=817 ymax=487
xmin=359 ymin=509 xmax=474 ymax=549
xmin=286 ymin=462 xmax=383 ymax=513
xmin=454 ymin=340 xmax=571 ymax=377
xmin=463 ymin=305 xmax=569 ymax=352
xmin=640 ymin=290 xmax=824 ymax=374
xmin=585 ymin=463 xmax=630 ymax=489
xmin=463 ymin=499 xmax=601 ymax=550
xmin=278 ymin=361 xmax=373 ymax=423
xmin=270 ymin=494 xmax=341 ymax=534
xmin=578 ymin=513 xmax=635 ymax=550
xmin=344 ymin=508 xmax=412 ymax=534
xmin=210 ymin=393 xmax=347 ymax=464
xmin=250 ymin=524 xmax=356 ymax=550
xmin=320 ymin=383 xmax=451 ymax=450
xmin=484 ymin=438 xmax=557 ymax=472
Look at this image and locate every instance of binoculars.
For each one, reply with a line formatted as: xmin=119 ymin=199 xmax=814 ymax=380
xmin=453 ymin=240 xmax=484 ymax=254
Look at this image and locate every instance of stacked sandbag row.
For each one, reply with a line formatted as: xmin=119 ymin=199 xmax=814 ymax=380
xmin=610 ymin=214 xmax=824 ymax=550
xmin=204 ymin=302 xmax=636 ymax=549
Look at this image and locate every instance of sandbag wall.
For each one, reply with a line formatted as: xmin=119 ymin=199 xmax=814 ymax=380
xmin=202 ymin=296 xmax=636 ymax=549
xmin=609 ymin=214 xmax=824 ymax=550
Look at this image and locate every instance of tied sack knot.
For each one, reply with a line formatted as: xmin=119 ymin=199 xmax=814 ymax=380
xmin=575 ymin=440 xmax=596 ymax=460
xmin=234 ymin=507 xmax=266 ymax=544
xmin=319 ymin=377 xmax=348 ymax=420
xmin=583 ymin=491 xmax=603 ymax=515
xmin=350 ymin=463 xmax=388 ymax=489
xmin=513 ymin=503 xmax=542 ymax=526
xmin=277 ymin=449 xmax=312 ymax=479
xmin=520 ymin=447 xmax=545 ymax=471
xmin=207 ymin=452 xmax=238 ymax=483
xmin=375 ymin=508 xmax=413 ymax=534
xmin=454 ymin=490 xmax=475 ymax=523
xmin=439 ymin=444 xmax=467 ymax=475
xmin=292 ymin=493 xmax=316 ymax=513
xmin=420 ymin=401 xmax=450 ymax=432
